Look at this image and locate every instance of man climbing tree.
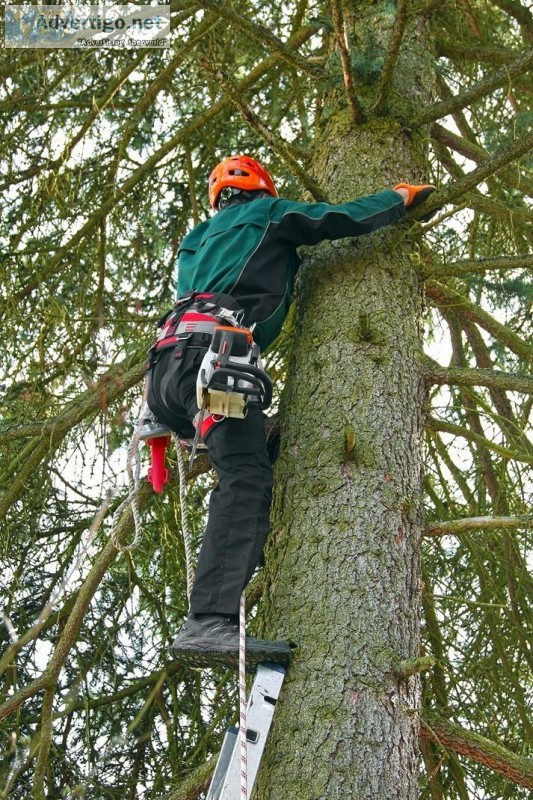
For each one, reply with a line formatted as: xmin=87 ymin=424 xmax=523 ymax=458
xmin=145 ymin=154 xmax=435 ymax=667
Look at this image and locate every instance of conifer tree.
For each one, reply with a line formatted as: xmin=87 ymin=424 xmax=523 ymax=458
xmin=0 ymin=1 xmax=531 ymax=798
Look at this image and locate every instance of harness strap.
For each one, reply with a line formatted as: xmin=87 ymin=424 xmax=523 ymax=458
xmin=154 ymin=311 xmax=219 ymax=351
xmin=199 ymin=412 xmax=224 ymax=439
xmin=149 ymin=292 xmax=244 ymax=360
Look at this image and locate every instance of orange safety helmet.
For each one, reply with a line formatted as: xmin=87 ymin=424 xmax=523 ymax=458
xmin=208 ymin=155 xmax=278 ymax=209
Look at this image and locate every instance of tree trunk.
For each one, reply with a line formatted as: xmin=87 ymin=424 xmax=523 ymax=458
xmin=256 ymin=115 xmax=428 ymax=799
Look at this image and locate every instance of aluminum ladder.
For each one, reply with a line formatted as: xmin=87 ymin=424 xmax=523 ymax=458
xmin=206 ymin=662 xmax=286 ymax=800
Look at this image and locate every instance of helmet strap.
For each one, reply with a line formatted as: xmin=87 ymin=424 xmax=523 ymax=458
xmin=218 ymin=188 xmax=270 ymax=210
xmin=218 ymin=186 xmax=243 ymax=209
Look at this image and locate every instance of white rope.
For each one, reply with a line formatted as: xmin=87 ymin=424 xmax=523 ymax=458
xmin=175 ymin=437 xmax=195 ymax=602
xmin=111 ymin=427 xmax=143 ymax=552
xmin=239 ymin=592 xmax=248 ymax=800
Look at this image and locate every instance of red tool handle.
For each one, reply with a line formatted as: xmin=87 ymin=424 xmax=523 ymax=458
xmin=147 ymin=435 xmax=171 ymax=493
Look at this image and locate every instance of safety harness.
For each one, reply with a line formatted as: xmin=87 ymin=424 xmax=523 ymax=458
xmin=151 ymin=291 xmax=242 ymax=352
xmin=143 ymin=290 xmax=272 ymax=483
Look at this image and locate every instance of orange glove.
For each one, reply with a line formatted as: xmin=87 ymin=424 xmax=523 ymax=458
xmin=394 ymin=183 xmax=437 ymax=221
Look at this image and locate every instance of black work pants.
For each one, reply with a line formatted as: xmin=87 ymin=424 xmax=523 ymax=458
xmin=147 ymin=344 xmax=273 ymax=617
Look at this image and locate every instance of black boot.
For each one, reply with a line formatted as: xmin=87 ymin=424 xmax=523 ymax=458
xmin=170 ymin=615 xmax=292 ymax=671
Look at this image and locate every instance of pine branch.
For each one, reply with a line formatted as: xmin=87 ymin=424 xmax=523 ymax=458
xmin=0 ymin=483 xmax=150 ymax=722
xmin=445 ymin=310 xmax=506 ymax=505
xmin=489 ymin=0 xmax=533 ymax=44
xmin=420 ymin=739 xmax=446 ymax=800
xmin=434 ymin=71 xmax=479 ymax=145
xmin=200 ymin=61 xmax=329 ymax=202
xmin=0 ymin=500 xmax=111 ymax=679
xmin=426 ymin=281 xmax=532 ymax=363
xmin=49 ymin=665 xmax=181 ymax=719
xmin=430 ymin=123 xmax=532 ymax=196
xmin=0 ymin=52 xmax=150 ymax=192
xmin=421 ymin=572 xmax=471 ymax=795
xmin=112 ymin=12 xmax=222 ymax=167
xmin=0 ymin=355 xmax=146 ymax=519
xmin=422 ymin=356 xmax=533 ymax=395
xmin=411 ymin=49 xmax=533 ymax=127
xmin=421 ymin=714 xmax=533 ymax=789
xmin=33 ymin=684 xmax=55 ymax=800
xmin=467 ymin=195 xmax=533 ymax=244
xmin=185 ymin=145 xmax=200 ymax=227
xmin=420 ymin=253 xmax=532 ymax=279
xmin=162 ymin=756 xmax=216 ymax=800
xmin=427 ymin=91 xmax=532 ymax=213
xmin=195 ymin=0 xmax=321 ymax=77
xmin=0 ymin=423 xmax=50 ymax=442
xmin=433 ymin=594 xmax=511 ymax=609
xmin=436 ymin=40 xmax=526 ymax=67
xmin=462 ymin=317 xmax=533 ymax=454
xmin=425 ymin=515 xmax=533 ymax=537
xmin=0 ymin=49 xmax=44 ymax=78
xmin=330 ymin=0 xmax=364 ymax=123
xmin=8 ymin=25 xmax=318 ymax=302
xmin=427 ymin=430 xmax=478 ymax=506
xmin=410 ymin=127 xmax=533 ymax=220
xmin=0 ymin=673 xmax=51 ymax=724
xmin=373 ymin=0 xmax=408 ymax=115
xmin=425 ymin=416 xmax=533 ymax=464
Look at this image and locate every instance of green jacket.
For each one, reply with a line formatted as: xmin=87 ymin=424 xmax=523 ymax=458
xmin=177 ymin=190 xmax=405 ymax=350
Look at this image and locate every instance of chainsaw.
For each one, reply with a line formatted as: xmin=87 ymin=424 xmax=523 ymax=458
xmin=196 ymin=325 xmax=273 ymax=418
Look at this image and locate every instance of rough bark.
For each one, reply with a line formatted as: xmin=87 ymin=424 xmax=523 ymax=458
xmin=256 ymin=114 xmax=428 ymax=799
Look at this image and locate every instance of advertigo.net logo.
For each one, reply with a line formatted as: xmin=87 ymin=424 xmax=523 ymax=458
xmin=4 ymin=3 xmax=170 ymax=48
